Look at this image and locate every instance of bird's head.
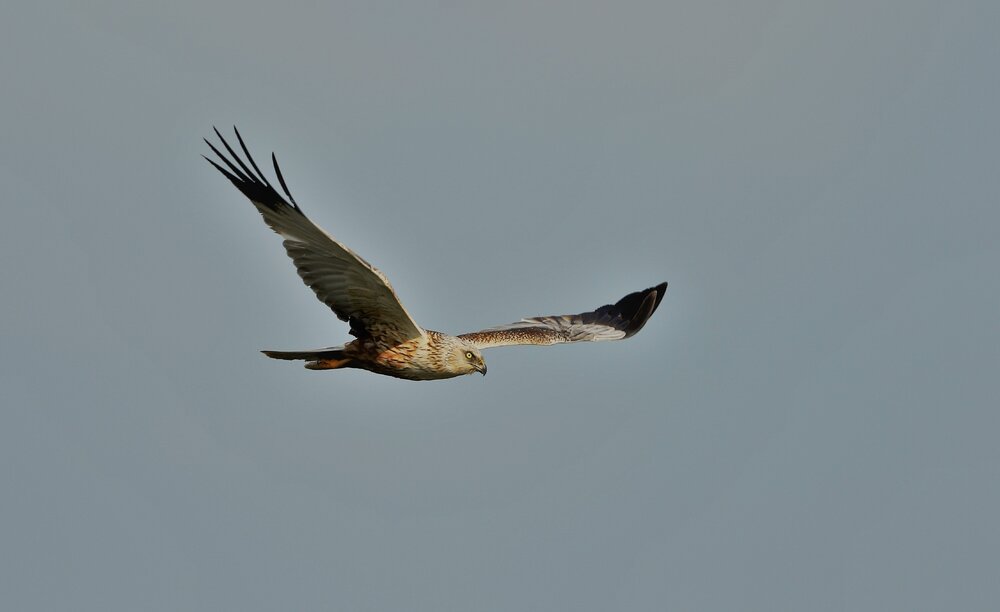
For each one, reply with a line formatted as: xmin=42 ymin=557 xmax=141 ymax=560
xmin=451 ymin=341 xmax=487 ymax=376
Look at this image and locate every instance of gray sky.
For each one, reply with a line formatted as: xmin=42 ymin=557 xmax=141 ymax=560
xmin=2 ymin=1 xmax=998 ymax=610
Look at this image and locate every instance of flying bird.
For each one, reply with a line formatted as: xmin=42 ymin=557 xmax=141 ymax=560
xmin=204 ymin=127 xmax=667 ymax=381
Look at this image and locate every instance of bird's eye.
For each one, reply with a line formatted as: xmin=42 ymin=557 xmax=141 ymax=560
xmin=465 ymin=352 xmax=474 ymax=360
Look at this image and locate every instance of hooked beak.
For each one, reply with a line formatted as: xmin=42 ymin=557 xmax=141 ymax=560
xmin=477 ymin=363 xmax=487 ymax=376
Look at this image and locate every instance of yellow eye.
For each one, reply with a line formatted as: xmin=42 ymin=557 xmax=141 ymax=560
xmin=465 ymin=352 xmax=474 ymax=359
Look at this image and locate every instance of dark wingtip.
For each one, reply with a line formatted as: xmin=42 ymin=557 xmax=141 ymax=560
xmin=204 ymin=126 xmax=303 ymax=214
xmin=606 ymin=282 xmax=669 ymax=338
xmin=233 ymin=125 xmax=272 ymax=187
xmin=650 ymin=282 xmax=668 ymax=313
xmin=271 ymin=151 xmax=300 ymax=210
xmin=625 ymin=291 xmax=658 ymax=335
xmin=202 ymin=153 xmax=242 ymax=186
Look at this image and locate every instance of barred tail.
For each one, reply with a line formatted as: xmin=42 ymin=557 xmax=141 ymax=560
xmin=261 ymin=347 xmax=353 ymax=371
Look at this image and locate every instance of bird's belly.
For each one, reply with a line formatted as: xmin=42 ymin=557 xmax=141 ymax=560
xmin=346 ymin=339 xmax=460 ymax=381
xmin=375 ymin=365 xmax=463 ymax=381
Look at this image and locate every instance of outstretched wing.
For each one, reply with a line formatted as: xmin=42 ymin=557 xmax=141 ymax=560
xmin=459 ymin=283 xmax=667 ymax=349
xmin=204 ymin=127 xmax=424 ymax=343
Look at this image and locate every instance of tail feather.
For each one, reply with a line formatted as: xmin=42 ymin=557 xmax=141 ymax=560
xmin=262 ymin=347 xmax=353 ymax=371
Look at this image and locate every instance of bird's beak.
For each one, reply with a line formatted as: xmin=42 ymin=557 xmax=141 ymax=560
xmin=478 ymin=363 xmax=487 ymax=376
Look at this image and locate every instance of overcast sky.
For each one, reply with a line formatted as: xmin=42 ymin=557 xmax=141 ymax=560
xmin=2 ymin=1 xmax=998 ymax=610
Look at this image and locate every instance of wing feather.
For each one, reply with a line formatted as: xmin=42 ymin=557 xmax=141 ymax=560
xmin=459 ymin=283 xmax=667 ymax=349
xmin=205 ymin=127 xmax=424 ymax=342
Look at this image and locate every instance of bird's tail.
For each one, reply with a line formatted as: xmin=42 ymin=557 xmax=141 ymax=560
xmin=261 ymin=347 xmax=354 ymax=371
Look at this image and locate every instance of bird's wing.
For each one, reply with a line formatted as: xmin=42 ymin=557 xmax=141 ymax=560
xmin=204 ymin=127 xmax=424 ymax=343
xmin=458 ymin=283 xmax=667 ymax=349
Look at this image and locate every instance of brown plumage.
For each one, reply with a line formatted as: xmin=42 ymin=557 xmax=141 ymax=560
xmin=205 ymin=127 xmax=668 ymax=381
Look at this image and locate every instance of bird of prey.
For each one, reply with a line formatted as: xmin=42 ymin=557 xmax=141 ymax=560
xmin=204 ymin=127 xmax=667 ymax=381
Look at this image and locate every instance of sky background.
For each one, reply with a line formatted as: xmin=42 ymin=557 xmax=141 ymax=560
xmin=2 ymin=1 xmax=998 ymax=610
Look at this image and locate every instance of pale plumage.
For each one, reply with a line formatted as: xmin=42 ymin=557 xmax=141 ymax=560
xmin=205 ymin=127 xmax=667 ymax=381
